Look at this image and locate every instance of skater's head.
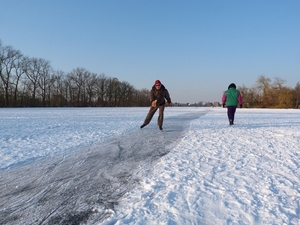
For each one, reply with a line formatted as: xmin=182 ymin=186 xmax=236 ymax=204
xmin=228 ymin=83 xmax=236 ymax=89
xmin=155 ymin=80 xmax=161 ymax=85
xmin=155 ymin=80 xmax=161 ymax=89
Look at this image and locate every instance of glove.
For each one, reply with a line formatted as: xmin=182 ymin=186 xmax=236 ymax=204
xmin=223 ymin=103 xmax=226 ymax=108
xmin=240 ymin=104 xmax=242 ymax=108
xmin=151 ymin=100 xmax=157 ymax=107
xmin=167 ymin=102 xmax=171 ymax=106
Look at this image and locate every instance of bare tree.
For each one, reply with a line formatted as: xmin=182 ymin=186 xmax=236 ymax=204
xmin=85 ymin=73 xmax=98 ymax=106
xmin=95 ymin=74 xmax=107 ymax=106
xmin=51 ymin=70 xmax=67 ymax=106
xmin=136 ymin=88 xmax=150 ymax=106
xmin=37 ymin=59 xmax=52 ymax=106
xmin=293 ymin=82 xmax=300 ymax=109
xmin=276 ymin=86 xmax=293 ymax=108
xmin=272 ymin=77 xmax=287 ymax=107
xmin=256 ymin=75 xmax=272 ymax=107
xmin=0 ymin=41 xmax=4 ymax=105
xmin=11 ymin=55 xmax=27 ymax=106
xmin=118 ymin=81 xmax=134 ymax=106
xmin=105 ymin=77 xmax=121 ymax=106
xmin=67 ymin=68 xmax=90 ymax=106
xmin=0 ymin=45 xmax=22 ymax=106
xmin=24 ymin=58 xmax=45 ymax=106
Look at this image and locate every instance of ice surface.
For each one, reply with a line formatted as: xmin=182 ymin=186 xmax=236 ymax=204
xmin=0 ymin=107 xmax=299 ymax=224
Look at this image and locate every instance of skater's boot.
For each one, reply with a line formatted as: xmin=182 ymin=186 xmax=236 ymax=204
xmin=140 ymin=124 xmax=147 ymax=129
xmin=229 ymin=120 xmax=234 ymax=125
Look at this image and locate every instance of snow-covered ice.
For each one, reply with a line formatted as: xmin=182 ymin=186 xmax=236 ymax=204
xmin=0 ymin=107 xmax=299 ymax=225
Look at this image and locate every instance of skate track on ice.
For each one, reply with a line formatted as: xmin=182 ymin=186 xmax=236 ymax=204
xmin=0 ymin=111 xmax=207 ymax=225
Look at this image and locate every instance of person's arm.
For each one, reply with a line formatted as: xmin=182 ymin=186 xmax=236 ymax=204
xmin=238 ymin=92 xmax=243 ymax=105
xmin=149 ymin=89 xmax=156 ymax=103
xmin=222 ymin=93 xmax=226 ymax=107
xmin=165 ymin=90 xmax=171 ymax=104
xmin=238 ymin=92 xmax=243 ymax=108
xmin=222 ymin=93 xmax=226 ymax=104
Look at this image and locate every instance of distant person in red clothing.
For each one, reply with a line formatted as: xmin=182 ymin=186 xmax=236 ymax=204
xmin=222 ymin=83 xmax=243 ymax=125
xmin=140 ymin=80 xmax=172 ymax=130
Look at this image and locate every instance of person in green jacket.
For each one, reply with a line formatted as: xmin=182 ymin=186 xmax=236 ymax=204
xmin=222 ymin=83 xmax=243 ymax=125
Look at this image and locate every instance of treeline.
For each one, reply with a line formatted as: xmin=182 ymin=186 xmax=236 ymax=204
xmin=0 ymin=41 xmax=149 ymax=107
xmin=238 ymin=75 xmax=300 ymax=108
xmin=1 ymin=41 xmax=300 ymax=108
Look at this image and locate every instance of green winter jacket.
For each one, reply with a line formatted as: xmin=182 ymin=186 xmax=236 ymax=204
xmin=222 ymin=87 xmax=243 ymax=107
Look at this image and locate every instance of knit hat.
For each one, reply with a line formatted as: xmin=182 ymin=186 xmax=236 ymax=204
xmin=155 ymin=80 xmax=161 ymax=85
xmin=228 ymin=83 xmax=236 ymax=89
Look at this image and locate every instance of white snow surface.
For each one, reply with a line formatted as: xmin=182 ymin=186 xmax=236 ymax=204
xmin=0 ymin=107 xmax=300 ymax=225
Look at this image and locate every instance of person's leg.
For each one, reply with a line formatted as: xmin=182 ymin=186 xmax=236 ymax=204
xmin=232 ymin=106 xmax=237 ymax=123
xmin=141 ymin=107 xmax=157 ymax=128
xmin=227 ymin=106 xmax=237 ymax=125
xmin=158 ymin=105 xmax=165 ymax=129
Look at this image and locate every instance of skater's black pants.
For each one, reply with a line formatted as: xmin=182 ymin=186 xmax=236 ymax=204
xmin=227 ymin=106 xmax=237 ymax=122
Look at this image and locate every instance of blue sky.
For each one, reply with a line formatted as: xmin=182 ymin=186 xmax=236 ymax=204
xmin=1 ymin=0 xmax=299 ymax=103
